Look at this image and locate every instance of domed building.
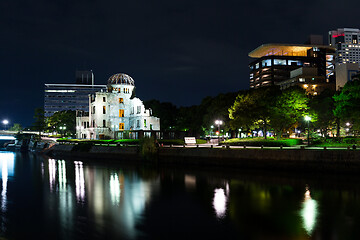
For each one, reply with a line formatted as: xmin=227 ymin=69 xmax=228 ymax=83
xmin=76 ymin=73 xmax=160 ymax=139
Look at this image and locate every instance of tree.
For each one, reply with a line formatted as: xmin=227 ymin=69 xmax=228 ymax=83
xmin=229 ymin=87 xmax=279 ymax=139
xmin=333 ymin=80 xmax=360 ymax=136
xmin=309 ymin=89 xmax=336 ymax=137
xmin=9 ymin=123 xmax=23 ymax=132
xmin=32 ymin=108 xmax=46 ymax=133
xmin=202 ymin=92 xmax=239 ymax=134
xmin=269 ymin=87 xmax=309 ymax=138
xmin=47 ymin=110 xmax=76 ymax=136
xmin=144 ymin=100 xmax=178 ymax=130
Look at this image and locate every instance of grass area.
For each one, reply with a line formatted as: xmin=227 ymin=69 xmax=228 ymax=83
xmin=223 ymin=137 xmax=303 ymax=147
xmin=312 ymin=137 xmax=360 ymax=147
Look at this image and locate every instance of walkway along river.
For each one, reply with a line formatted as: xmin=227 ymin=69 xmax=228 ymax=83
xmin=45 ymin=144 xmax=360 ymax=174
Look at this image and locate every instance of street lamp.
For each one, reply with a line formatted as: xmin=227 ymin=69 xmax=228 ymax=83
xmin=215 ymin=120 xmax=223 ymax=145
xmin=2 ymin=120 xmax=9 ymax=130
xmin=304 ymin=116 xmax=311 ymax=146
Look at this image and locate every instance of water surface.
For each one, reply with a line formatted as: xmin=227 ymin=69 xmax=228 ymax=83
xmin=0 ymin=151 xmax=360 ymax=239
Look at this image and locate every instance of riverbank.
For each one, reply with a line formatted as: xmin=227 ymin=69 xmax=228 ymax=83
xmin=44 ymin=144 xmax=360 ymax=173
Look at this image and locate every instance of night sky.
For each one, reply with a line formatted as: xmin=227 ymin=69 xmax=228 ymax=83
xmin=1 ymin=0 xmax=359 ymax=127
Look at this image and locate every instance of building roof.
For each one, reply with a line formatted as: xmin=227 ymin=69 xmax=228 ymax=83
xmin=108 ymin=73 xmax=135 ymax=86
xmin=249 ymin=43 xmax=335 ymax=58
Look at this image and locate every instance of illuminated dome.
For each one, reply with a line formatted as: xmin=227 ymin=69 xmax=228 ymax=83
xmin=108 ymin=73 xmax=135 ymax=86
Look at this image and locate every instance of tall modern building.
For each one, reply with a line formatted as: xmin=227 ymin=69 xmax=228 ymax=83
xmin=248 ymin=43 xmax=335 ymax=94
xmin=329 ymin=28 xmax=360 ymax=65
xmin=329 ymin=28 xmax=360 ymax=89
xmin=44 ymin=71 xmax=106 ymax=117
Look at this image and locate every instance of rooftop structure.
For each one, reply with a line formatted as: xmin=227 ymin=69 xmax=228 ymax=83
xmin=248 ymin=43 xmax=335 ymax=91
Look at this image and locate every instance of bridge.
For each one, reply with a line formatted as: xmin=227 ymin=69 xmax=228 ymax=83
xmin=0 ymin=130 xmax=42 ymax=136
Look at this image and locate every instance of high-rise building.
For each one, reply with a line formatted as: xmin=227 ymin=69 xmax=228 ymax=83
xmin=248 ymin=43 xmax=335 ymax=94
xmin=44 ymin=70 xmax=106 ymax=117
xmin=329 ymin=28 xmax=360 ymax=89
xmin=329 ymin=28 xmax=360 ymax=65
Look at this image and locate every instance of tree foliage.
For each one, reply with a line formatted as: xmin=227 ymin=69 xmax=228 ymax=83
xmin=334 ymin=80 xmax=360 ymax=135
xmin=46 ymin=110 xmax=76 ymax=136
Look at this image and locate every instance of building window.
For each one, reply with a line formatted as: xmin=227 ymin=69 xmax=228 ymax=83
xmin=92 ymin=120 xmax=95 ymax=127
xmin=137 ymin=120 xmax=140 ymax=128
xmin=262 ymin=59 xmax=272 ymax=67
xmin=103 ymin=97 xmax=106 ymax=102
xmin=119 ymin=98 xmax=124 ymax=103
xmin=119 ymin=123 xmax=124 ymax=131
xmin=92 ymin=106 xmax=95 ymax=114
xmin=144 ymin=119 xmax=147 ymax=128
xmin=103 ymin=106 xmax=106 ymax=114
xmin=274 ymin=59 xmax=287 ymax=65
xmin=103 ymin=120 xmax=106 ymax=127
xmin=150 ymin=124 xmax=153 ymax=130
xmin=137 ymin=106 xmax=141 ymax=114
xmin=131 ymin=107 xmax=134 ymax=115
xmin=119 ymin=109 xmax=124 ymax=117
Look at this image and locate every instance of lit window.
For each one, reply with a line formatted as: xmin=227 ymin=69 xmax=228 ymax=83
xmin=103 ymin=106 xmax=106 ymax=114
xmin=137 ymin=106 xmax=141 ymax=114
xmin=119 ymin=109 xmax=124 ymax=117
xmin=119 ymin=123 xmax=124 ymax=131
xmin=119 ymin=98 xmax=124 ymax=103
xmin=144 ymin=119 xmax=147 ymax=128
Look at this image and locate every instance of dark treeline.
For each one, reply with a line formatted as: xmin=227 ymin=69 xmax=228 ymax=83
xmin=144 ymin=91 xmax=239 ymax=136
xmin=145 ymin=79 xmax=360 ymax=138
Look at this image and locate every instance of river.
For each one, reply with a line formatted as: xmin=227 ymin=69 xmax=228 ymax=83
xmin=0 ymin=151 xmax=360 ymax=239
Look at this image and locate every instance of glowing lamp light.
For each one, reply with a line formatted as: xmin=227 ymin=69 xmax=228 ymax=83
xmin=304 ymin=116 xmax=311 ymax=122
xmin=346 ymin=122 xmax=350 ymax=127
xmin=216 ymin=131 xmax=219 ymax=135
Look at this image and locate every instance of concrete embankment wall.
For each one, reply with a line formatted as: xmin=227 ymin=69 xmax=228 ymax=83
xmin=46 ymin=145 xmax=360 ymax=173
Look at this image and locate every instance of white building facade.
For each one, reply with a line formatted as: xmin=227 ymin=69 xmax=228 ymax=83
xmin=76 ymin=73 xmax=160 ymax=139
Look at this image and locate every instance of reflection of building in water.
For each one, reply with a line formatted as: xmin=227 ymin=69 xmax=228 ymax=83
xmin=45 ymin=159 xmax=74 ymax=238
xmin=0 ymin=152 xmax=15 ymax=232
xmin=75 ymin=161 xmax=85 ymax=202
xmin=300 ymin=186 xmax=318 ymax=235
xmin=82 ymin=166 xmax=159 ymax=239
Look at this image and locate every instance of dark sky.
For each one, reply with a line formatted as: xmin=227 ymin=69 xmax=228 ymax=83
xmin=0 ymin=0 xmax=359 ymax=127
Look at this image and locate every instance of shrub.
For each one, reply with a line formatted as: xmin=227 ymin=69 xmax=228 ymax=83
xmin=223 ymin=138 xmax=302 ymax=147
xmin=139 ymin=137 xmax=158 ymax=159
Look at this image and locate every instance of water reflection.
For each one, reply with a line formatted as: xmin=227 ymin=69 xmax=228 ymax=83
xmin=300 ymin=186 xmax=318 ymax=235
xmin=74 ymin=161 xmax=85 ymax=202
xmin=0 ymin=152 xmax=15 ymax=233
xmin=48 ymin=159 xmax=56 ymax=192
xmin=109 ymin=173 xmax=121 ymax=205
xmin=213 ymin=181 xmax=229 ymax=219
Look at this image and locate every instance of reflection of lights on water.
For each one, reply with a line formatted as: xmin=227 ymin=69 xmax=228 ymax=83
xmin=74 ymin=161 xmax=85 ymax=202
xmin=1 ymin=157 xmax=8 ymax=212
xmin=110 ymin=173 xmax=121 ymax=205
xmin=185 ymin=175 xmax=196 ymax=190
xmin=300 ymin=187 xmax=318 ymax=235
xmin=0 ymin=152 xmax=14 ymax=233
xmin=58 ymin=160 xmax=66 ymax=190
xmin=213 ymin=188 xmax=228 ymax=219
xmin=48 ymin=159 xmax=56 ymax=192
